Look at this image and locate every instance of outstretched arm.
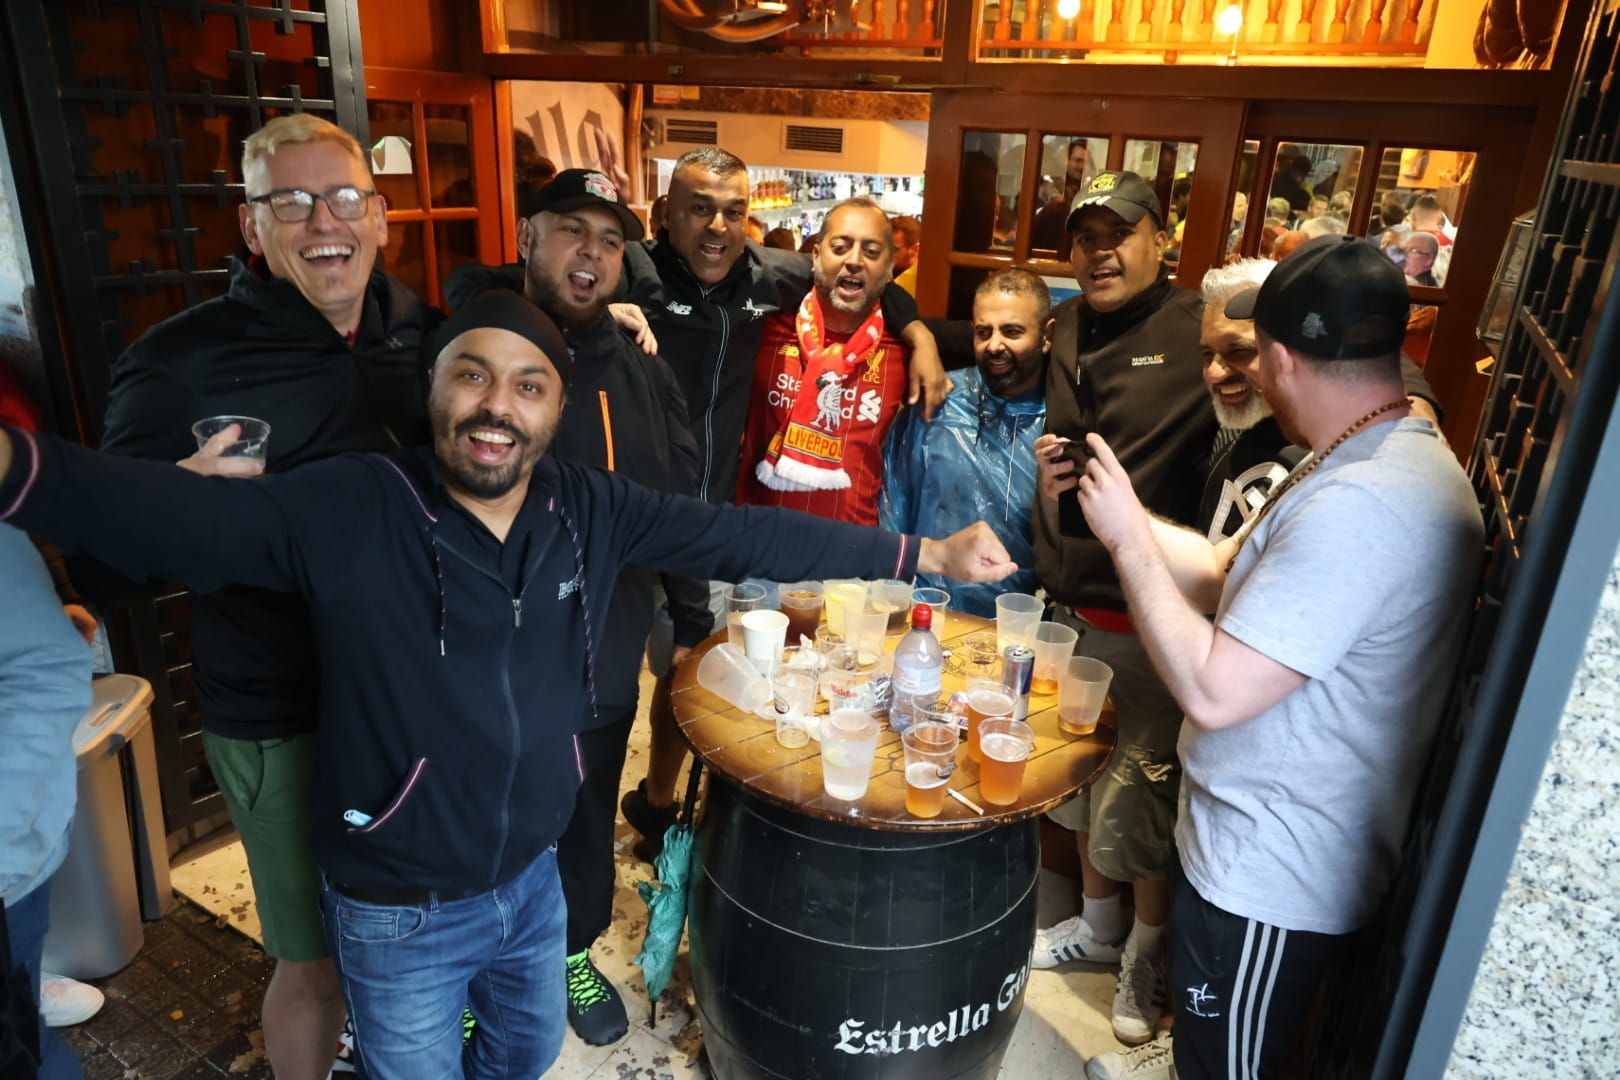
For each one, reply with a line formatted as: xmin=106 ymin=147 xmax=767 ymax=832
xmin=1 ymin=425 xmax=315 ymax=597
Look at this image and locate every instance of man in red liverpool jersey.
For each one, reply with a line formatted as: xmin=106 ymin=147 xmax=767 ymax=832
xmin=736 ymin=198 xmax=913 ymax=525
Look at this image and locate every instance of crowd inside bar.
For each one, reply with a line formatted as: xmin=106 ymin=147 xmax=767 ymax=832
xmin=0 ymin=1 xmax=1607 ymax=1078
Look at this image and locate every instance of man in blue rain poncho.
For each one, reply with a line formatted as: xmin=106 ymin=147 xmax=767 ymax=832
xmin=880 ymin=268 xmax=1050 ymax=617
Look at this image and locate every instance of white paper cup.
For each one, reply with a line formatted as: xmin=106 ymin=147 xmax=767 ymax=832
xmin=740 ymin=609 xmax=789 ymax=674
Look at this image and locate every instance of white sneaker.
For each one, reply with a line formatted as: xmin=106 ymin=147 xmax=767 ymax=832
xmin=1086 ymin=1032 xmax=1176 ymax=1080
xmin=1031 ymin=915 xmax=1126 ymax=969
xmin=1112 ymin=940 xmax=1168 ymax=1045
xmin=39 ymin=973 xmax=103 ymax=1027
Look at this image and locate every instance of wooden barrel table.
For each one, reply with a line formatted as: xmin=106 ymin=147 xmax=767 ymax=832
xmin=670 ymin=611 xmax=1115 ymax=1080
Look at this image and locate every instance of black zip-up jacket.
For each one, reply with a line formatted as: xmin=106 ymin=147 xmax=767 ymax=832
xmin=444 ymin=271 xmax=715 ymax=716
xmin=2 ymin=428 xmax=920 ymax=892
xmin=94 ymin=257 xmax=435 ymax=739
xmin=1037 ymin=274 xmax=1215 ymax=611
xmin=619 ymin=234 xmax=922 ymax=504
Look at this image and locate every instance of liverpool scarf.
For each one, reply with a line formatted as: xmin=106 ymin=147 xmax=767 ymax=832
xmin=755 ymin=289 xmax=886 ymax=492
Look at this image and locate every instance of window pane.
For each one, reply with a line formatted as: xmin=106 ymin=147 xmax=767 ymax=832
xmin=425 ymin=104 xmax=475 ymax=209
xmin=1031 ymin=135 xmax=1110 ymax=258
xmin=1367 ymin=147 xmax=1473 ymax=288
xmin=381 ymin=221 xmax=427 ymax=301
xmin=1124 ymin=139 xmax=1199 ymax=271
xmin=368 ymin=100 xmax=420 ymax=211
xmin=954 ymin=132 xmax=1026 ymax=254
xmin=1264 ymin=142 xmax=1362 ymax=232
xmin=435 ymin=220 xmax=481 ymax=307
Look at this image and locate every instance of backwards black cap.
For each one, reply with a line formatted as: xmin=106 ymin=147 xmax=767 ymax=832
xmin=428 ymin=290 xmax=574 ymax=386
xmin=1225 ymin=235 xmax=1409 ymax=360
xmin=1066 ymin=170 xmax=1163 ymax=232
xmin=518 ymin=168 xmax=645 ymax=241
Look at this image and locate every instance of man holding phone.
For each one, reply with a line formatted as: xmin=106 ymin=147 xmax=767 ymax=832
xmin=1028 ymin=172 xmax=1214 ymax=1050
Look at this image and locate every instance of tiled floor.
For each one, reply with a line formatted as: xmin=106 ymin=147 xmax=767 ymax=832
xmin=55 ymin=900 xmax=273 ymax=1079
xmin=102 ymin=670 xmax=1124 ymax=1077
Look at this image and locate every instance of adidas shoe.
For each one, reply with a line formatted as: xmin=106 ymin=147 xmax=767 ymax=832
xmin=1032 ymin=915 xmax=1126 ymax=969
xmin=1112 ymin=939 xmax=1169 ymax=1046
xmin=1086 ymin=1031 xmax=1176 ymax=1080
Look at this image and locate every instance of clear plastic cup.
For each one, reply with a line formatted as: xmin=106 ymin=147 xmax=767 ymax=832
xmin=868 ymin=579 xmax=914 ymax=634
xmin=780 ymin=582 xmax=825 ymax=645
xmin=191 ymin=415 xmax=271 ymax=461
xmin=725 ymin=582 xmax=768 ymax=647
xmin=824 ymin=580 xmax=866 ymax=637
xmin=1029 ymin=622 xmax=1079 ymax=697
xmin=995 ymin=593 xmax=1044 ymax=653
xmin=819 ymin=643 xmax=881 ymax=713
xmin=911 ymin=587 xmax=951 ymax=634
xmin=696 ymin=643 xmax=771 ymax=712
xmin=740 ymin=609 xmax=789 ymax=674
xmin=841 ymin=603 xmax=886 ymax=658
xmin=1059 ymin=656 xmax=1114 ymax=737
xmin=963 ymin=678 xmax=1015 ymax=764
xmin=902 ymin=719 xmax=960 ymax=819
xmin=978 ymin=717 xmax=1035 ymax=806
xmin=820 ymin=708 xmax=880 ymax=800
xmin=770 ymin=651 xmax=819 ymax=748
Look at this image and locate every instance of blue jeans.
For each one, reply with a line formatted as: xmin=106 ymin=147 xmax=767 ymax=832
xmin=319 ymin=849 xmax=566 ymax=1080
xmin=6 ymin=881 xmax=84 ymax=1080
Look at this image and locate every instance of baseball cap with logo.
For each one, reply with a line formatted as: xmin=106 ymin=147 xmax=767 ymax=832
xmin=1065 ymin=170 xmax=1163 ymax=232
xmin=1225 ymin=235 xmax=1409 ymax=360
xmin=518 ymin=168 xmax=645 ymax=241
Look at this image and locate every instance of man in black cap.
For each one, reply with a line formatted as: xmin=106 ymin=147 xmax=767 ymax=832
xmin=1028 ymin=170 xmax=1213 ymax=1049
xmin=0 ymin=291 xmax=1018 ymax=1080
xmin=1071 ymin=235 xmax=1483 ymax=1080
xmin=470 ymin=168 xmax=713 ymax=1044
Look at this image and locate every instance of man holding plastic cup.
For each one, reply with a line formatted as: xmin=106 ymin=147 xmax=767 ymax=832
xmin=0 ymin=291 xmax=1016 ymax=1080
xmin=88 ymin=114 xmax=431 ymax=1078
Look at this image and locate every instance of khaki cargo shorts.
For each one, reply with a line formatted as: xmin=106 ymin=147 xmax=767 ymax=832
xmin=1044 ymin=609 xmax=1182 ymax=882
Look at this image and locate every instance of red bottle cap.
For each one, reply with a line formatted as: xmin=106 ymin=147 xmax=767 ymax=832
xmin=911 ymin=603 xmax=932 ymax=630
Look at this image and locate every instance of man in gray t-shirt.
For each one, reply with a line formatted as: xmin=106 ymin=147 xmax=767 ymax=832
xmin=1063 ymin=236 xmax=1483 ymax=1080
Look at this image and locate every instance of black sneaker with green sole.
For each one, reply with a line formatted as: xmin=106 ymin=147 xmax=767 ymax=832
xmin=565 ymin=950 xmax=628 ymax=1046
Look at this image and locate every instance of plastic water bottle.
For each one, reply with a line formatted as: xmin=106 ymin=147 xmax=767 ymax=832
xmin=890 ymin=603 xmax=943 ymax=734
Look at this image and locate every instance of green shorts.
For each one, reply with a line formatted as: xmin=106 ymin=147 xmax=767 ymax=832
xmin=205 ymin=732 xmax=328 ymax=962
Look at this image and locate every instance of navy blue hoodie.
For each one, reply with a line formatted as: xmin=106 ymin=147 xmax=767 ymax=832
xmin=1 ymin=429 xmax=918 ymax=892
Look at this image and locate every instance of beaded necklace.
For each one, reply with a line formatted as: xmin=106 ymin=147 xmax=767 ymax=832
xmin=1224 ymin=399 xmax=1409 ymax=573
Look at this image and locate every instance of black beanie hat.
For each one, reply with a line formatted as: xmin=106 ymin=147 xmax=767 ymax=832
xmin=427 ymin=291 xmax=574 ymax=386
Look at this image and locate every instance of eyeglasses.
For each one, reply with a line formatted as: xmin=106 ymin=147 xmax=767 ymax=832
xmin=247 ymin=186 xmax=376 ymax=223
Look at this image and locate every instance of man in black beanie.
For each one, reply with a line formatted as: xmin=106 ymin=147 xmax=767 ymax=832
xmin=458 ymin=168 xmax=712 ymax=1045
xmin=0 ymin=290 xmax=1019 ymax=1080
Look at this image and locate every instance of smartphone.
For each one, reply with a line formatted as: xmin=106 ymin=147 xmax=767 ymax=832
xmin=1054 ymin=436 xmax=1094 ymax=539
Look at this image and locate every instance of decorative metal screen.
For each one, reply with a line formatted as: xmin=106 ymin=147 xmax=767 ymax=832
xmin=1311 ymin=1 xmax=1620 ymax=1074
xmin=1 ymin=0 xmax=365 ymax=839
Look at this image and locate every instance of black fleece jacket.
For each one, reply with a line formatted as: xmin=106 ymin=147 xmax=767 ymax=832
xmin=1038 ymin=275 xmax=1215 ymax=611
xmin=94 ymin=257 xmax=436 ymax=739
xmin=1 ymin=428 xmax=920 ymax=893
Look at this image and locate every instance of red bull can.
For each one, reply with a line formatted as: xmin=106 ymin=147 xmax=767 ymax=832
xmin=1002 ymin=644 xmax=1034 ymax=720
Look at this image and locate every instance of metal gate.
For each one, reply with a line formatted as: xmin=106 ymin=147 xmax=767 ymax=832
xmin=0 ymin=0 xmax=366 ymax=843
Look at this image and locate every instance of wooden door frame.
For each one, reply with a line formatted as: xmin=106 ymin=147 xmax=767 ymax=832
xmin=916 ymin=91 xmax=1248 ymax=317
xmin=364 ymin=65 xmax=504 ymax=306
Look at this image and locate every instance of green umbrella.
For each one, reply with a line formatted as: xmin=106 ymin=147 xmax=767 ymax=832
xmin=635 ymin=760 xmax=703 ymax=1012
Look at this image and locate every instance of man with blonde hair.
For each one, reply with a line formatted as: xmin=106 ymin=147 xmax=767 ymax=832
xmin=93 ymin=111 xmax=433 ymax=1078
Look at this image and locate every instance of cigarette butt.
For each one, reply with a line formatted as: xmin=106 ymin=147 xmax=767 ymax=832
xmin=948 ymin=788 xmax=985 ymax=815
